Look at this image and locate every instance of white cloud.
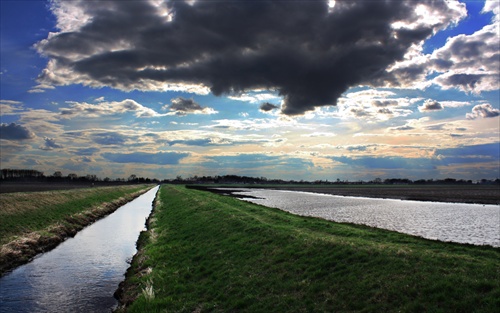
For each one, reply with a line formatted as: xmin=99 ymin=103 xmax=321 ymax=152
xmin=391 ymin=1 xmax=466 ymax=32
xmin=439 ymin=100 xmax=473 ymax=108
xmin=0 ymin=100 xmax=24 ymax=115
xmin=344 ymin=89 xmax=396 ymax=100
xmin=228 ymin=92 xmax=281 ymax=104
xmin=418 ymin=99 xmax=443 ymax=112
xmin=60 ymin=99 xmax=164 ymax=118
xmin=49 ymin=0 xmax=93 ymax=32
xmin=382 ymin=1 xmax=499 ymax=95
xmin=336 ymin=93 xmax=413 ymax=121
xmin=203 ymin=117 xmax=312 ymax=132
xmin=300 ymin=132 xmax=336 ymax=138
xmin=429 ymin=12 xmax=499 ymax=93
xmin=0 ymin=100 xmax=22 ymax=105
xmin=483 ymin=0 xmax=500 ymax=23
xmin=466 ymin=103 xmax=500 ymax=119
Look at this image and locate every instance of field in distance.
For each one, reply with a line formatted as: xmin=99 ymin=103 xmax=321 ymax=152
xmin=195 ymin=184 xmax=500 ymax=205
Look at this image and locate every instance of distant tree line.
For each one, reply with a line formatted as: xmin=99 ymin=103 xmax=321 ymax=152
xmin=1 ymin=169 xmax=44 ymax=179
xmin=0 ymin=169 xmax=159 ymax=185
xmin=167 ymin=174 xmax=500 ymax=185
xmin=1 ymin=169 xmax=499 ymax=185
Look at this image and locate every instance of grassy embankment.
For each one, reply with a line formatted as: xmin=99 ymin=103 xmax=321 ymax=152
xmin=117 ymin=185 xmax=499 ymax=312
xmin=0 ymin=184 xmax=154 ymax=276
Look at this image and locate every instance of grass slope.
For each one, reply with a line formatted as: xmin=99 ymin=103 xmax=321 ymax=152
xmin=0 ymin=184 xmax=154 ymax=275
xmin=120 ymin=185 xmax=499 ymax=312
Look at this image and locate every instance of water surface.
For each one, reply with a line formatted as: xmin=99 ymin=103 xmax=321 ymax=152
xmin=0 ymin=185 xmax=159 ymax=313
xmin=223 ymin=188 xmax=500 ymax=247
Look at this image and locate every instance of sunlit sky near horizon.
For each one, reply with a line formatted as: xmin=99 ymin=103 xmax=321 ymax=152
xmin=1 ymin=0 xmax=499 ymax=181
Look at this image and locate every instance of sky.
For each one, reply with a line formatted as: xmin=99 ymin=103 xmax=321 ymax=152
xmin=1 ymin=0 xmax=499 ymax=181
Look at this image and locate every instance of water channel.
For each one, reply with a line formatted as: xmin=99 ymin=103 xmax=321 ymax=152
xmin=221 ymin=188 xmax=500 ymax=247
xmin=0 ymin=185 xmax=159 ymax=313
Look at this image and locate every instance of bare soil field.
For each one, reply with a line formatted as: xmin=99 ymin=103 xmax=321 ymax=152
xmin=279 ymin=185 xmax=500 ymax=204
xmin=194 ymin=184 xmax=500 ymax=205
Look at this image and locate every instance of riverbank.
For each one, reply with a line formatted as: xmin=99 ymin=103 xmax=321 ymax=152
xmin=0 ymin=184 xmax=155 ymax=276
xmin=116 ymin=185 xmax=499 ymax=312
xmin=192 ymin=184 xmax=500 ymax=205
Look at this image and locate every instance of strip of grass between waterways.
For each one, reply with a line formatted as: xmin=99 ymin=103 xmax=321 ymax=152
xmin=116 ymin=185 xmax=500 ymax=312
xmin=0 ymin=184 xmax=155 ymax=276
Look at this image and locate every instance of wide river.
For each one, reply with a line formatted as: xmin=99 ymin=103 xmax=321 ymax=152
xmin=221 ymin=188 xmax=500 ymax=247
xmin=0 ymin=185 xmax=159 ymax=313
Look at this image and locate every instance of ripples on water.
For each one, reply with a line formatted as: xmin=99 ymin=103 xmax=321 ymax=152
xmin=225 ymin=188 xmax=500 ymax=247
xmin=0 ymin=186 xmax=159 ymax=313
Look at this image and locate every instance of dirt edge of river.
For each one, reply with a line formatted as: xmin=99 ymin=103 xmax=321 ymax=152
xmin=0 ymin=187 xmax=153 ymax=277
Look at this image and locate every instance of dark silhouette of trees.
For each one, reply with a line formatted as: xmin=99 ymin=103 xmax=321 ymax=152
xmin=1 ymin=169 xmax=44 ymax=179
xmin=1 ymin=168 xmax=498 ymax=186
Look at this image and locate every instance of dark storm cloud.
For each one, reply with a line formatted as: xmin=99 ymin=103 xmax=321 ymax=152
xmin=36 ymin=0 xmax=460 ymax=115
xmin=102 ymin=151 xmax=189 ymax=165
xmin=40 ymin=137 xmax=64 ymax=150
xmin=437 ymin=74 xmax=487 ymax=91
xmin=91 ymin=132 xmax=127 ymax=145
xmin=419 ymin=100 xmax=443 ymax=112
xmin=163 ymin=97 xmax=215 ymax=115
xmin=0 ymin=123 xmax=35 ymax=140
xmin=168 ymin=97 xmax=204 ymax=112
xmin=167 ymin=97 xmax=201 ymax=113
xmin=259 ymin=102 xmax=279 ymax=112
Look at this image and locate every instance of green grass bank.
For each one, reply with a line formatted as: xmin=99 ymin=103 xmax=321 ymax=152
xmin=117 ymin=185 xmax=499 ymax=312
xmin=0 ymin=184 xmax=154 ymax=276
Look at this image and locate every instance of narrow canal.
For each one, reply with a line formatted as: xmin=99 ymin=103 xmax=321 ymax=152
xmin=0 ymin=185 xmax=159 ymax=313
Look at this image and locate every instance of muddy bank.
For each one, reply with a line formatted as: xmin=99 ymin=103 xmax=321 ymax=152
xmin=189 ymin=185 xmax=500 ymax=205
xmin=0 ymin=187 xmax=152 ymax=277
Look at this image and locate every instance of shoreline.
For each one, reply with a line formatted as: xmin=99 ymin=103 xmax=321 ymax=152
xmin=189 ymin=184 xmax=500 ymax=205
xmin=0 ymin=186 xmax=153 ymax=277
xmin=114 ymin=188 xmax=162 ymax=311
